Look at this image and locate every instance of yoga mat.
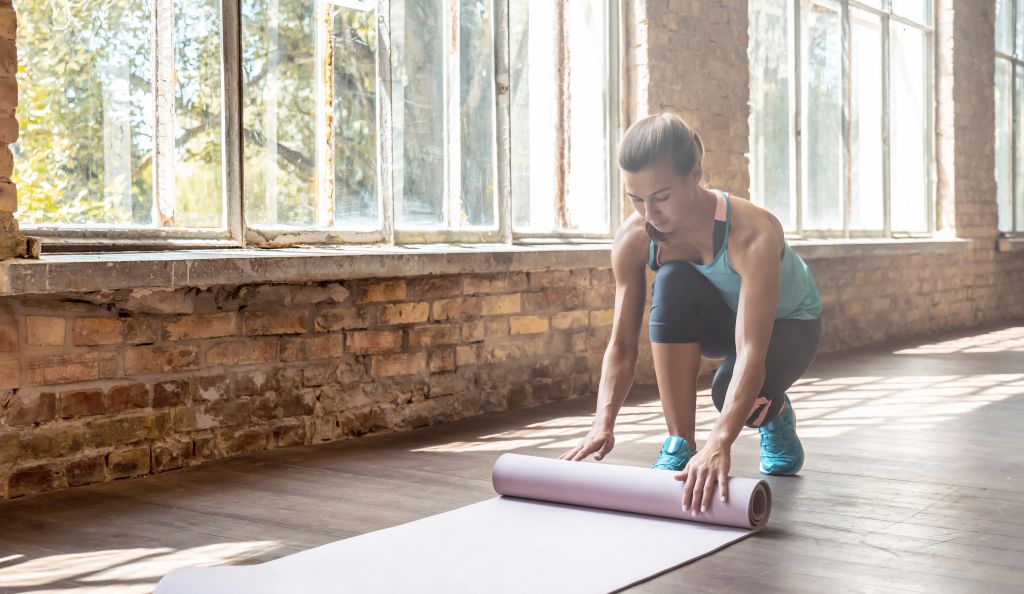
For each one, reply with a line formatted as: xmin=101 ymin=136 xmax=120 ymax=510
xmin=155 ymin=453 xmax=771 ymax=593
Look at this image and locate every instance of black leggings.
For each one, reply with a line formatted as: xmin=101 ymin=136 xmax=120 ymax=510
xmin=649 ymin=261 xmax=822 ymax=427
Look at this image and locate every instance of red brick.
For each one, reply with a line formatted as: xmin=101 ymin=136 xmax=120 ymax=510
xmin=280 ymin=334 xmax=344 ymax=362
xmin=205 ymin=338 xmax=277 ymax=366
xmin=461 ymin=320 xmax=485 ymax=342
xmin=65 ymin=454 xmax=107 ymax=487
xmin=108 ymin=383 xmax=150 ymax=412
xmin=72 ymin=317 xmax=124 ymax=346
xmin=510 ymin=315 xmax=550 ymax=334
xmin=370 ymin=352 xmax=428 ymax=377
xmin=430 ymin=347 xmax=456 ymax=373
xmin=0 ymin=430 xmax=20 ymax=466
xmin=153 ymin=379 xmax=191 ymax=407
xmin=271 ymin=419 xmax=307 ymax=447
xmin=380 ymin=302 xmax=430 ymax=325
xmin=124 ymin=317 xmax=160 ymax=345
xmin=408 ymin=324 xmax=460 ymax=349
xmin=347 ymin=330 xmax=403 ymax=354
xmin=407 ymin=277 xmax=461 ymax=300
xmin=217 ymin=427 xmax=270 ymax=456
xmin=25 ymin=352 xmax=118 ymax=385
xmin=3 ymin=391 xmax=54 ymax=425
xmin=361 ymin=279 xmax=407 ymax=303
xmin=590 ymin=309 xmax=614 ymax=327
xmin=480 ymin=294 xmax=521 ymax=316
xmin=242 ymin=311 xmax=309 ymax=336
xmin=59 ymin=389 xmax=105 ymax=418
xmin=152 ymin=440 xmax=192 ymax=473
xmin=107 ymin=446 xmax=151 ymax=479
xmin=9 ymin=463 xmax=64 ymax=498
xmin=164 ymin=313 xmax=237 ymax=341
xmin=124 ymin=345 xmax=200 ymax=375
xmin=0 ymin=305 xmax=17 ymax=352
xmin=0 ymin=357 xmax=16 ymax=388
xmin=464 ymin=273 xmax=527 ymax=294
xmin=25 ymin=316 xmax=66 ymax=346
xmin=314 ymin=305 xmax=371 ymax=331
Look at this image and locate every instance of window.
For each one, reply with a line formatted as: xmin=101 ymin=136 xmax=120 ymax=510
xmin=996 ymin=0 xmax=1024 ymax=234
xmin=13 ymin=0 xmax=618 ymax=245
xmin=749 ymin=0 xmax=934 ymax=237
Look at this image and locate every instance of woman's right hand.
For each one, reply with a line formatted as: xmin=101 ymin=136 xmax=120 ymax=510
xmin=559 ymin=426 xmax=615 ymax=462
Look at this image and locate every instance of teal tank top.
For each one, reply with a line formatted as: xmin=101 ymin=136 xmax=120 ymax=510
xmin=648 ymin=191 xmax=821 ymax=321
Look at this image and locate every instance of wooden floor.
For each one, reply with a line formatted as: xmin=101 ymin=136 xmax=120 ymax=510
xmin=2 ymin=324 xmax=1024 ymax=593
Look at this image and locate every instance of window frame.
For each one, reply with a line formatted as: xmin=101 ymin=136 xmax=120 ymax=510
xmin=753 ymin=0 xmax=936 ymax=240
xmin=995 ymin=0 xmax=1023 ymax=237
xmin=18 ymin=0 xmax=621 ymax=249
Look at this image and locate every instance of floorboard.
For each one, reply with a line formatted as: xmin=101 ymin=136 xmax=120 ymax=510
xmin=1 ymin=324 xmax=1023 ymax=593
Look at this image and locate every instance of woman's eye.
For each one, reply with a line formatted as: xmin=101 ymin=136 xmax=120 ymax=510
xmin=655 ymin=195 xmax=670 ymax=202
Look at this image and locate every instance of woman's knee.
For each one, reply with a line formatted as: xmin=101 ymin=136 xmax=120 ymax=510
xmin=649 ymin=262 xmax=710 ymax=343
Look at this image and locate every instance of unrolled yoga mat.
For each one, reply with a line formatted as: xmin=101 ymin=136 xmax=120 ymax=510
xmin=155 ymin=453 xmax=771 ymax=593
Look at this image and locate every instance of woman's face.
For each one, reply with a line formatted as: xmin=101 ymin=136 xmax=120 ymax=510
xmin=623 ymin=159 xmax=700 ymax=235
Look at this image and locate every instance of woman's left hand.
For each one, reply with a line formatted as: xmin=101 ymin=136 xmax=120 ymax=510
xmin=675 ymin=438 xmax=731 ymax=514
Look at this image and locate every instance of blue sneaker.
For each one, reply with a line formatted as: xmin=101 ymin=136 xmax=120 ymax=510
xmin=759 ymin=395 xmax=804 ymax=475
xmin=651 ymin=436 xmax=694 ymax=471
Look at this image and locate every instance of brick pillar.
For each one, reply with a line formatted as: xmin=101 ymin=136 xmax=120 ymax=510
xmin=946 ymin=0 xmax=998 ymax=241
xmin=642 ymin=0 xmax=751 ymax=198
xmin=0 ymin=0 xmax=16 ymax=259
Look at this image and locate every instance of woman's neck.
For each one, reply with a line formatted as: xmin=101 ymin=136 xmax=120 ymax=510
xmin=663 ymin=187 xmax=718 ymax=244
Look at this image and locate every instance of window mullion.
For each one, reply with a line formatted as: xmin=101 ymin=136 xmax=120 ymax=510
xmin=378 ymin=0 xmax=395 ymax=244
xmin=881 ymin=9 xmax=892 ymax=237
xmin=793 ymin=0 xmax=804 ymax=236
xmin=444 ymin=0 xmax=461 ymax=232
xmin=316 ymin=2 xmax=335 ymax=228
xmin=495 ymin=0 xmax=513 ymax=243
xmin=223 ymin=0 xmax=244 ymax=244
xmin=842 ymin=0 xmax=851 ymax=238
xmin=154 ymin=0 xmax=176 ymax=227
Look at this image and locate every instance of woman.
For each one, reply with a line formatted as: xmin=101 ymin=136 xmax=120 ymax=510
xmin=560 ymin=113 xmax=822 ymax=515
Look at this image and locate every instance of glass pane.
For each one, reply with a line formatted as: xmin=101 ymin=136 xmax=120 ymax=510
xmin=995 ymin=60 xmax=1013 ymax=232
xmin=332 ymin=1 xmax=379 ymax=228
xmin=849 ymin=9 xmax=884 ymax=230
xmin=889 ymin=22 xmax=929 ymax=232
xmin=996 ymin=0 xmax=1015 ymax=55
xmin=1015 ymin=68 xmax=1024 ymax=231
xmin=563 ymin=1 xmax=610 ymax=233
xmin=174 ymin=0 xmax=224 ymax=228
xmin=749 ymin=0 xmax=795 ymax=230
xmin=859 ymin=0 xmax=883 ymax=8
xmin=510 ymin=0 xmax=557 ymax=232
xmin=890 ymin=0 xmax=929 ymax=24
xmin=242 ymin=0 xmax=317 ymax=227
xmin=13 ymin=0 xmax=154 ymax=227
xmin=1017 ymin=0 xmax=1024 ymax=59
xmin=459 ymin=0 xmax=496 ymax=228
xmin=801 ymin=0 xmax=843 ymax=231
xmin=392 ymin=0 xmax=444 ymax=228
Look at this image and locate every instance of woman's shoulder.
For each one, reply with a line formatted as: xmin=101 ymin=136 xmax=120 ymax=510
xmin=726 ymin=193 xmax=784 ymax=241
xmin=612 ymin=212 xmax=651 ymax=270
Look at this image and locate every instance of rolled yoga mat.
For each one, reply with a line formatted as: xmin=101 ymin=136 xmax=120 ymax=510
xmin=155 ymin=453 xmax=772 ymax=594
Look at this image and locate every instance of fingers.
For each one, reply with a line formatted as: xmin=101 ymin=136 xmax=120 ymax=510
xmin=700 ymin=474 xmax=717 ymax=513
xmin=570 ymin=440 xmax=600 ymax=462
xmin=719 ymin=471 xmax=729 ymax=503
xmin=681 ymin=465 xmax=698 ymax=513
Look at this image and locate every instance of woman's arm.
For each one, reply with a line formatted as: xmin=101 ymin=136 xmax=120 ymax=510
xmin=678 ymin=211 xmax=782 ymax=511
xmin=560 ymin=221 xmax=648 ymax=461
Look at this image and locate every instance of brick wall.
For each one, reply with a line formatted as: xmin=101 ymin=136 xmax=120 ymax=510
xmin=1 ymin=0 xmax=1023 ymax=499
xmin=0 ymin=271 xmax=616 ymax=498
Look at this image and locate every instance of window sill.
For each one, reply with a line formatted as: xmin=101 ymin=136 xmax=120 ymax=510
xmin=997 ymin=237 xmax=1024 ymax=253
xmin=0 ymin=244 xmax=615 ymax=297
xmin=0 ymin=237 xmax=977 ymax=297
xmin=790 ymin=238 xmax=973 ymax=260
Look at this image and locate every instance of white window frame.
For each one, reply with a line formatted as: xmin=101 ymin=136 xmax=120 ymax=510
xmin=996 ymin=0 xmax=1023 ymax=236
xmin=20 ymin=0 xmax=621 ymax=249
xmin=752 ymin=0 xmax=936 ymax=240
